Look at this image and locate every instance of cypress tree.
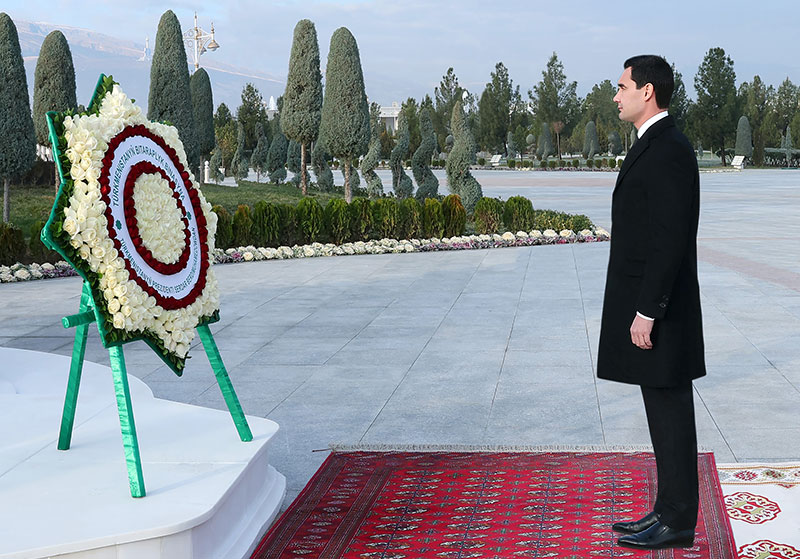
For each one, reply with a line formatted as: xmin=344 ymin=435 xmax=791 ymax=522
xmin=413 ymin=108 xmax=439 ymax=200
xmin=537 ymin=123 xmax=554 ymax=160
xmin=281 ymin=19 xmax=323 ymax=195
xmin=209 ymin=143 xmax=224 ymax=183
xmin=231 ymin=121 xmax=249 ymax=181
xmin=287 ymin=140 xmax=301 ymax=186
xmin=0 ymin=13 xmax=36 ymax=222
xmin=318 ymin=27 xmax=370 ymax=202
xmin=148 ymin=10 xmax=199 ymax=174
xmin=361 ymin=102 xmax=383 ymax=198
xmin=445 ymin=101 xmax=482 ymax=212
xmin=190 ymin=68 xmax=215 ymax=165
xmin=33 ymin=30 xmax=76 ymax=147
xmin=390 ymin=112 xmax=413 ymax=198
xmin=735 ymin=115 xmax=753 ymax=158
xmin=583 ymin=121 xmax=600 ymax=159
xmin=267 ymin=121 xmax=288 ymax=183
xmin=250 ymin=122 xmax=270 ymax=181
xmin=312 ymin=139 xmax=333 ymax=191
xmin=608 ymin=131 xmax=623 ymax=156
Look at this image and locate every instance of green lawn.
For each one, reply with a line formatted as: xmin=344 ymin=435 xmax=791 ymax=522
xmin=0 ymin=183 xmax=56 ymax=239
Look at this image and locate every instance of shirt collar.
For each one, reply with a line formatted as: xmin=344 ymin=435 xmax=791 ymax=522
xmin=637 ymin=111 xmax=669 ymax=138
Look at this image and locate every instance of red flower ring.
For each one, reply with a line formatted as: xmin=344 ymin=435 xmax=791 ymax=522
xmin=99 ymin=124 xmax=209 ymax=310
xmin=122 ymin=160 xmax=191 ymax=275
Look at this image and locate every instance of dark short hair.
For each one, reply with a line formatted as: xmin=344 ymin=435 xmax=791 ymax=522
xmin=624 ymin=55 xmax=674 ymax=109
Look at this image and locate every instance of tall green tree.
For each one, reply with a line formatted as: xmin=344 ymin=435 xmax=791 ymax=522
xmin=267 ymin=118 xmax=288 ymax=184
xmin=735 ymin=116 xmax=753 ymax=158
xmin=478 ymin=62 xmax=520 ymax=154
xmin=740 ymin=76 xmax=774 ymax=165
xmin=529 ymin=52 xmax=580 ymax=157
xmin=318 ymin=27 xmax=369 ymax=202
xmin=445 ymin=101 xmax=482 ymax=212
xmin=33 ymin=30 xmax=76 ymax=147
xmin=0 ymin=13 xmax=36 ymax=222
xmin=281 ymin=19 xmax=323 ymax=195
xmin=215 ymin=119 xmax=237 ymax=173
xmin=190 ymin=68 xmax=215 ymax=165
xmin=400 ymin=97 xmax=421 ymax=157
xmin=312 ymin=138 xmax=333 ymax=191
xmin=250 ymin=122 xmax=270 ymax=181
xmin=669 ymin=65 xmax=689 ymax=131
xmin=413 ymin=108 xmax=439 ymax=200
xmin=214 ymin=102 xmax=233 ymax=129
xmin=570 ymin=79 xmax=617 ymax=153
xmin=237 ymin=83 xmax=267 ymax=151
xmin=361 ymin=102 xmax=384 ymax=198
xmin=693 ymin=47 xmax=738 ymax=165
xmin=231 ymin=121 xmax=248 ymax=181
xmin=773 ymin=78 xmax=799 ymax=134
xmin=148 ymin=10 xmax=199 ymax=173
xmin=434 ymin=67 xmax=464 ymax=150
xmin=390 ymin=112 xmax=413 ymax=198
xmin=583 ymin=121 xmax=600 ymax=159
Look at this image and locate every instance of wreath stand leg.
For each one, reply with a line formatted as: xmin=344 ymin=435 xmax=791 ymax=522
xmin=59 ymin=281 xmax=146 ymax=498
xmin=197 ymin=324 xmax=253 ymax=442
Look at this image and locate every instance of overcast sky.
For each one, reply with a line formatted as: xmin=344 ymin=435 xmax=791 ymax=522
xmin=5 ymin=0 xmax=800 ymax=107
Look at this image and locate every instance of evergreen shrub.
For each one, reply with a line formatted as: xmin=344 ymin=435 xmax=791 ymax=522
xmin=252 ymin=200 xmax=281 ymax=247
xmin=232 ymin=204 xmax=253 ymax=247
xmin=503 ymin=196 xmax=535 ymax=232
xmin=508 ymin=159 xmax=516 ymax=168
xmin=212 ymin=205 xmax=233 ymax=249
xmin=29 ymin=220 xmax=57 ymax=263
xmin=587 ymin=159 xmax=594 ymax=168
xmin=572 ymin=159 xmax=579 ymax=168
xmin=0 ymin=222 xmax=25 ymax=265
xmin=473 ymin=197 xmax=504 ymax=234
xmin=295 ymin=197 xmax=324 ymax=243
xmin=372 ymin=198 xmax=399 ymax=238
xmin=548 ymin=160 xmax=557 ymax=169
xmin=441 ymin=194 xmax=466 ymax=237
xmin=422 ymin=198 xmax=444 ymax=238
xmin=277 ymin=204 xmax=299 ymax=246
xmin=477 ymin=157 xmax=486 ymax=166
xmin=398 ymin=198 xmax=422 ymax=240
xmin=540 ymin=160 xmax=547 ymax=169
xmin=348 ymin=197 xmax=372 ymax=241
xmin=324 ymin=198 xmax=350 ymax=244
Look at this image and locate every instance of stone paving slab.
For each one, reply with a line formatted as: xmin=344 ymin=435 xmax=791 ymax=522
xmin=2 ymin=169 xmax=799 ymax=508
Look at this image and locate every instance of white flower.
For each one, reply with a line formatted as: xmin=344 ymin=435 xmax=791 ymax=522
xmin=516 ymin=231 xmax=529 ymax=239
xmin=543 ymin=229 xmax=558 ymax=237
xmin=595 ymin=227 xmax=610 ymax=237
xmin=560 ymin=229 xmax=574 ymax=237
xmin=579 ymin=229 xmax=593 ymax=237
xmin=501 ymin=232 xmax=515 ymax=241
xmin=14 ymin=269 xmax=31 ymax=280
xmin=243 ymin=251 xmax=254 ymax=261
xmin=530 ymin=230 xmax=543 ymax=238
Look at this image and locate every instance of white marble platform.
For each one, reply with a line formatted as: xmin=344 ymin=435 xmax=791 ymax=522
xmin=0 ymin=347 xmax=285 ymax=559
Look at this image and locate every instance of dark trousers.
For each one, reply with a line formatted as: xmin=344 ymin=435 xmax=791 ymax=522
xmin=641 ymin=383 xmax=699 ymax=531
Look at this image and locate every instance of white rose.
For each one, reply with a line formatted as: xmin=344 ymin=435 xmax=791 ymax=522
xmin=113 ymin=312 xmax=126 ymax=329
xmin=108 ymin=298 xmax=121 ymax=313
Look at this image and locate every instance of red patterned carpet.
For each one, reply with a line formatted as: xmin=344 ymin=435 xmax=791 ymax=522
xmin=252 ymin=450 xmax=736 ymax=558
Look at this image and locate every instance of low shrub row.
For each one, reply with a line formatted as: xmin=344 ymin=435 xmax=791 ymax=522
xmin=473 ymin=196 xmax=593 ymax=234
xmin=0 ymin=221 xmax=59 ymax=266
xmin=212 ymin=195 xmax=469 ymax=250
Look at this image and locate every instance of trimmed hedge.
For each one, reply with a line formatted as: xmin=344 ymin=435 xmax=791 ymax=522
xmin=441 ymin=194 xmax=466 ymax=237
xmin=0 ymin=222 xmax=25 ymax=265
xmin=422 ymin=198 xmax=445 ymax=238
xmin=503 ymin=195 xmax=535 ymax=232
xmin=473 ymin=197 xmax=504 ymax=235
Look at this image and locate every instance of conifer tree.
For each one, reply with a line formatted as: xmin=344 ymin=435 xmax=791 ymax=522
xmin=413 ymin=108 xmax=439 ymax=200
xmin=318 ymin=27 xmax=370 ymax=202
xmin=149 ymin=10 xmax=199 ymax=173
xmin=445 ymin=101 xmax=482 ymax=212
xmin=231 ymin=121 xmax=249 ymax=181
xmin=190 ymin=68 xmax=215 ymax=164
xmin=391 ymin=112 xmax=413 ymax=198
xmin=209 ymin=143 xmax=224 ymax=183
xmin=33 ymin=30 xmax=76 ymax=147
xmin=287 ymin=140 xmax=302 ymax=186
xmin=583 ymin=121 xmax=600 ymax=159
xmin=312 ymin=139 xmax=333 ymax=191
xmin=281 ymin=19 xmax=323 ymax=195
xmin=341 ymin=162 xmax=360 ymax=188
xmin=361 ymin=102 xmax=383 ymax=198
xmin=608 ymin=131 xmax=623 ymax=156
xmin=268 ymin=120 xmax=289 ymax=183
xmin=250 ymin=122 xmax=270 ymax=181
xmin=0 ymin=13 xmax=36 ymax=222
xmin=537 ymin=123 xmax=554 ymax=159
xmin=734 ymin=116 xmax=753 ymax=158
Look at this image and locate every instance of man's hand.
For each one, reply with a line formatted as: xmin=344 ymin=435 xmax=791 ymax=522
xmin=630 ymin=314 xmax=654 ymax=350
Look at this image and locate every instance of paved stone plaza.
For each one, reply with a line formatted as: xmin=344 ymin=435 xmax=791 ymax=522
xmin=2 ymin=169 xmax=799 ymax=507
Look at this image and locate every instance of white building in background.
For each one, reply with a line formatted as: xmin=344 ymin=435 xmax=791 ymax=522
xmin=265 ymin=96 xmax=279 ymax=120
xmin=380 ymin=102 xmax=401 ymax=134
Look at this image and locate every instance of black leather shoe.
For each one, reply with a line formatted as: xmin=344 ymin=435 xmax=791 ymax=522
xmin=617 ymin=520 xmax=695 ymax=549
xmin=612 ymin=511 xmax=659 ymax=534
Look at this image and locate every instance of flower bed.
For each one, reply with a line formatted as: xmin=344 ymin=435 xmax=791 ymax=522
xmin=1 ymin=228 xmax=609 ymax=283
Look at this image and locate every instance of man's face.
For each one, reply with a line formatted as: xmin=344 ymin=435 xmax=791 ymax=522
xmin=613 ymin=67 xmax=647 ymax=124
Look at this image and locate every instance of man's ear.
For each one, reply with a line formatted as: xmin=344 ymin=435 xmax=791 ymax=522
xmin=643 ymin=83 xmax=655 ymax=103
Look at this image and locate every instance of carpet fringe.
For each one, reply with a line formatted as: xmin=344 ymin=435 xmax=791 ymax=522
xmin=329 ymin=443 xmax=661 ymax=453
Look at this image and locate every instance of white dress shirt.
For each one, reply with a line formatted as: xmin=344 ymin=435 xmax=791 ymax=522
xmin=634 ymin=110 xmax=669 ymax=322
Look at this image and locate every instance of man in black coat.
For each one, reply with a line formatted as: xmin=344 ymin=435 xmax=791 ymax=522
xmin=597 ymin=55 xmax=706 ymax=550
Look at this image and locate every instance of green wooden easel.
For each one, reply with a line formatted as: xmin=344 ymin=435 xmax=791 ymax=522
xmin=56 ymin=281 xmax=253 ymax=498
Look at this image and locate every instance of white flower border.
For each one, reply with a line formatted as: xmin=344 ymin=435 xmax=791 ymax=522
xmin=1 ymin=228 xmax=609 ymax=284
xmin=56 ymin=84 xmax=219 ymax=359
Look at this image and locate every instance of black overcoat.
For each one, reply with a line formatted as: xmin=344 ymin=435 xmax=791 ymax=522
xmin=597 ymin=115 xmax=706 ymax=388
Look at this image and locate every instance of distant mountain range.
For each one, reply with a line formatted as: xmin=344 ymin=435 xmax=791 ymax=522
xmin=16 ymin=19 xmax=285 ymax=113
